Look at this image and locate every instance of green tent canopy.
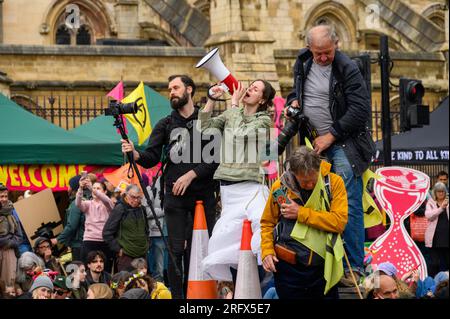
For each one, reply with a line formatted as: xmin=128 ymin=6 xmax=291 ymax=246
xmin=0 ymin=93 xmax=119 ymax=165
xmin=0 ymin=85 xmax=171 ymax=165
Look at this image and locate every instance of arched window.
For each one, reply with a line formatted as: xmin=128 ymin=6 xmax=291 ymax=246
xmin=76 ymin=25 xmax=91 ymax=45
xmin=303 ymin=2 xmax=358 ymax=50
xmin=422 ymin=4 xmax=446 ymax=29
xmin=55 ymin=25 xmax=71 ymax=45
xmin=316 ymin=18 xmax=330 ymax=26
xmin=50 ymin=1 xmax=112 ymax=46
xmin=429 ymin=16 xmax=445 ymax=29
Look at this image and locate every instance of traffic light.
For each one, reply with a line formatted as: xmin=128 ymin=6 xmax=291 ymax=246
xmin=399 ymin=78 xmax=429 ymax=132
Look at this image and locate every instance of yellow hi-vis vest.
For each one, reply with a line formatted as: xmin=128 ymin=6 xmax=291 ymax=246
xmin=290 ymin=172 xmax=344 ymax=295
xmin=362 ymin=169 xmax=384 ymax=228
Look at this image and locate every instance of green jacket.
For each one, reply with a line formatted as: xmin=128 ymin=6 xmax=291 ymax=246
xmin=102 ymin=200 xmax=149 ymax=258
xmin=198 ymin=107 xmax=272 ymax=183
xmin=57 ymin=199 xmax=85 ymax=248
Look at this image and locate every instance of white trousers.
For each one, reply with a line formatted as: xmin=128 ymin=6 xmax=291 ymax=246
xmin=201 ymin=181 xmax=269 ymax=281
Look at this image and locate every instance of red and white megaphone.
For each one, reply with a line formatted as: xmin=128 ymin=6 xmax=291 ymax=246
xmin=196 ymin=47 xmax=239 ymax=95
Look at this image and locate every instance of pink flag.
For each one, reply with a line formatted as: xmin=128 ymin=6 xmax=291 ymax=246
xmin=264 ymin=96 xmax=286 ymax=181
xmin=106 ymin=81 xmax=128 ymax=134
xmin=273 ymin=96 xmax=285 ymax=136
xmin=107 ymin=81 xmax=124 ymax=101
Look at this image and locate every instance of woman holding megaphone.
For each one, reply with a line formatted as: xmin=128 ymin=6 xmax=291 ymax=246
xmin=197 ymin=79 xmax=275 ymax=284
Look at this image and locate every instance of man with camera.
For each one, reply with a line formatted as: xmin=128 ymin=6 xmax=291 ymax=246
xmin=121 ymin=75 xmax=219 ymax=299
xmin=285 ymin=24 xmax=375 ymax=284
xmin=261 ymin=146 xmax=348 ymax=298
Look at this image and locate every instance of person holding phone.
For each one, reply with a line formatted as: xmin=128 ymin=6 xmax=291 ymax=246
xmin=76 ymin=175 xmax=115 ymax=271
xmin=260 ymin=146 xmax=348 ymax=299
xmin=425 ymin=182 xmax=449 ymax=277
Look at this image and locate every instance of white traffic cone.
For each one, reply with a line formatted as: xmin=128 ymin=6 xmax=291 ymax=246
xmin=234 ymin=219 xmax=262 ymax=299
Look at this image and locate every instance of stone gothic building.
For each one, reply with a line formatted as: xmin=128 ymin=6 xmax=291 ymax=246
xmin=0 ymin=0 xmax=448 ymax=136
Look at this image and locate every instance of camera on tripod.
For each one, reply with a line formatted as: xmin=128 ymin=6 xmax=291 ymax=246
xmin=104 ymin=100 xmax=139 ymax=116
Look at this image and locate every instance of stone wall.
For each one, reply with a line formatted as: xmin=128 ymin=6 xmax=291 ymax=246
xmin=1 ymin=0 xmax=196 ymax=46
xmin=275 ymin=49 xmax=448 ymax=105
xmin=0 ymin=45 xmax=208 ymax=83
xmin=0 ymin=45 xmax=215 ymax=106
xmin=1 ymin=43 xmax=446 ymax=109
xmin=0 ymin=71 xmax=11 ymax=96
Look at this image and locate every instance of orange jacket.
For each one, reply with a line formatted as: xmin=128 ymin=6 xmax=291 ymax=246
xmin=260 ymin=161 xmax=348 ymax=261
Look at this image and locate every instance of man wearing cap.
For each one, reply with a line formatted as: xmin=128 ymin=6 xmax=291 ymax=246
xmin=51 ymin=175 xmax=85 ymax=261
xmin=376 ymin=261 xmax=398 ymax=277
xmin=0 ymin=183 xmax=22 ymax=287
xmin=53 ymin=275 xmax=72 ymax=299
xmin=33 ymin=237 xmax=63 ymax=274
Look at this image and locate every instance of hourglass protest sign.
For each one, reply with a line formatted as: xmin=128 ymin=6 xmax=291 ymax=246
xmin=368 ymin=167 xmax=430 ymax=280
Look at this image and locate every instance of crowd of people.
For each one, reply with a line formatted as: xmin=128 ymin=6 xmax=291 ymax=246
xmin=0 ymin=24 xmax=448 ymax=300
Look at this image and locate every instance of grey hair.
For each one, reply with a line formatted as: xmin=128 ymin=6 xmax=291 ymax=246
xmin=16 ymin=252 xmax=45 ymax=284
xmin=131 ymin=258 xmax=148 ymax=270
xmin=306 ymin=24 xmax=338 ymax=46
xmin=125 ymin=184 xmax=141 ymax=194
xmin=289 ymin=146 xmax=321 ymax=175
xmin=432 ymin=182 xmax=447 ymax=200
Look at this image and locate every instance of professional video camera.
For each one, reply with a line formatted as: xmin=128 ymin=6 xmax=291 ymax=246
xmin=267 ymin=105 xmax=318 ymax=156
xmin=104 ymin=100 xmax=139 ymax=116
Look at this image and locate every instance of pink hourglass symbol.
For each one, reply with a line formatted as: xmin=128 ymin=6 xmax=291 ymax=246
xmin=369 ymin=167 xmax=430 ymax=280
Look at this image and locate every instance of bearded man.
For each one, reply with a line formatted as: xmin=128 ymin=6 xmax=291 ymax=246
xmin=121 ymin=75 xmax=219 ymax=299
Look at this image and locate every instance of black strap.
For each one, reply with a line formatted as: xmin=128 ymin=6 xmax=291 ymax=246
xmin=325 ymin=233 xmax=338 ymax=256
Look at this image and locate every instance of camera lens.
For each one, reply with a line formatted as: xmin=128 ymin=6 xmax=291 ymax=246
xmin=119 ymin=102 xmax=138 ymax=114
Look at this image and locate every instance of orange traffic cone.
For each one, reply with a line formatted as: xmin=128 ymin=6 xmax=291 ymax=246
xmin=186 ymin=201 xmax=218 ymax=299
xmin=234 ymin=219 xmax=262 ymax=299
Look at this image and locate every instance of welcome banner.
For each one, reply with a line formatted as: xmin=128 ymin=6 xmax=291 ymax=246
xmin=0 ymin=164 xmax=87 ymax=191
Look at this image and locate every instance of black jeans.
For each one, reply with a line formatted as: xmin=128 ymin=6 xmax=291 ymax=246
xmin=274 ymin=259 xmax=339 ymax=299
xmin=71 ymin=246 xmax=82 ymax=263
xmin=429 ymin=247 xmax=449 ymax=277
xmin=164 ymin=191 xmax=217 ymax=299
